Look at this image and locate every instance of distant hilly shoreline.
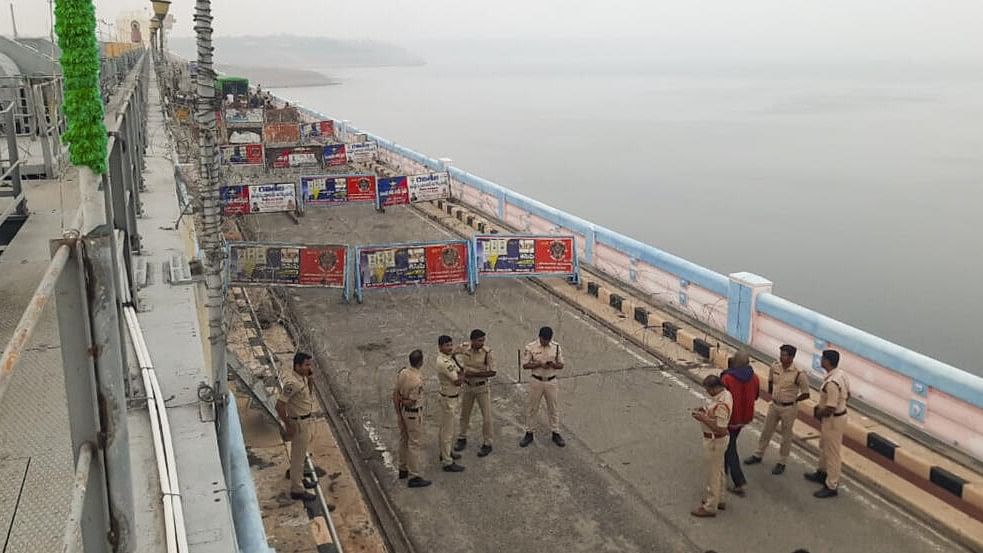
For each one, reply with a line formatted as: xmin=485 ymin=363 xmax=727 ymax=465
xmin=169 ymin=35 xmax=425 ymax=69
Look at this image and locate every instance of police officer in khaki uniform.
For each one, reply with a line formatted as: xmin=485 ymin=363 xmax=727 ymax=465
xmin=691 ymin=374 xmax=733 ymax=517
xmin=806 ymin=349 xmax=850 ymax=498
xmin=454 ymin=329 xmax=497 ymax=457
xmin=276 ymin=352 xmax=320 ymax=501
xmin=392 ymin=349 xmax=431 ymax=488
xmin=520 ymin=326 xmax=566 ymax=448
xmin=745 ymin=344 xmax=810 ymax=475
xmin=435 ymin=336 xmax=465 ymax=472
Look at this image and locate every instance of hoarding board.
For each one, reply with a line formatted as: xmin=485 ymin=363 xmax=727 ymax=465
xmin=299 ymin=175 xmax=377 ymax=207
xmin=323 ymin=144 xmax=348 ymax=167
xmin=474 ymin=234 xmax=578 ymax=280
xmin=225 ymin=107 xmax=264 ymax=126
xmin=346 ymin=142 xmax=378 ymax=163
xmin=376 ymin=172 xmax=450 ymax=208
xmin=220 ymin=144 xmax=264 ymax=166
xmin=263 ymin=123 xmax=301 ymax=145
xmin=300 ymin=121 xmax=335 ymax=144
xmin=354 ymin=240 xmax=475 ymax=302
xmin=219 ymin=183 xmax=298 ymax=216
xmin=227 ymin=241 xmax=351 ymax=300
xmin=267 ymin=146 xmax=323 ymax=169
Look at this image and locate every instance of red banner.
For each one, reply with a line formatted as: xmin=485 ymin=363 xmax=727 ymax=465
xmin=345 ymin=175 xmax=377 ymax=202
xmin=263 ymin=123 xmax=301 ymax=144
xmin=220 ymin=144 xmax=264 ymax=165
xmin=534 ymin=237 xmax=575 ymax=273
xmin=475 ymin=235 xmax=576 ymax=276
xmin=299 ymin=245 xmax=347 ymax=286
xmin=220 ymin=185 xmax=250 ymax=216
xmin=425 ymin=243 xmax=469 ymax=284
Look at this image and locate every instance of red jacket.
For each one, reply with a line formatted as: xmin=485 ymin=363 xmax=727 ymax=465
xmin=722 ymin=366 xmax=760 ymax=429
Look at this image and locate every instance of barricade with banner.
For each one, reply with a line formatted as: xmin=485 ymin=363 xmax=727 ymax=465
xmin=473 ymin=234 xmax=579 ymax=284
xmin=267 ymin=146 xmax=324 ymax=169
xmin=346 ymin=142 xmax=378 ymax=163
xmin=263 ymin=123 xmax=301 ymax=145
xmin=227 ymin=241 xmax=351 ymax=301
xmin=220 ymin=144 xmax=265 ymax=166
xmin=376 ymin=172 xmax=451 ymax=209
xmin=300 ymin=121 xmax=335 ymax=144
xmin=354 ymin=240 xmax=476 ymax=303
xmin=220 ymin=183 xmax=298 ymax=216
xmin=299 ymin=175 xmax=377 ymax=208
xmin=225 ymin=108 xmax=265 ymax=127
xmin=323 ymin=144 xmax=348 ymax=167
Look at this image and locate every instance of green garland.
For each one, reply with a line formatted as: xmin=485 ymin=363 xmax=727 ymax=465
xmin=54 ymin=0 xmax=107 ymax=174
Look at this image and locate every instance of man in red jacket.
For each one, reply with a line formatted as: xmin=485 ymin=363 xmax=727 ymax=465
xmin=721 ymin=351 xmax=760 ymax=496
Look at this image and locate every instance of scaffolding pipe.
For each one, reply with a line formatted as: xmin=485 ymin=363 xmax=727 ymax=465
xmin=62 ymin=441 xmax=95 ymax=553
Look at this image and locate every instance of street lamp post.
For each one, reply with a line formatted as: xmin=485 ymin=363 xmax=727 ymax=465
xmin=150 ymin=0 xmax=171 ymax=52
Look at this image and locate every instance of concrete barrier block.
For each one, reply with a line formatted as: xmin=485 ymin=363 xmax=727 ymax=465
xmin=711 ymin=347 xmax=730 ymax=369
xmin=894 ymin=447 xmax=933 ymax=480
xmin=598 ymin=287 xmax=612 ymax=306
xmin=645 ymin=311 xmax=668 ymax=330
xmin=609 ymin=293 xmax=625 ymax=313
xmin=676 ymin=328 xmax=696 ymax=351
xmin=845 ymin=420 xmax=869 ymax=446
xmin=963 ymin=483 xmax=983 ymax=511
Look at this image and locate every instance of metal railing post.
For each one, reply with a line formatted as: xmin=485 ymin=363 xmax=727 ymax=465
xmin=53 ymin=240 xmax=112 ymax=553
xmin=62 ymin=441 xmax=96 ymax=553
xmin=3 ymin=104 xmax=23 ymax=204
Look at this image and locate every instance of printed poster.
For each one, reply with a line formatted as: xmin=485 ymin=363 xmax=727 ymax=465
xmin=220 ymin=183 xmax=297 ymax=216
xmin=407 ymin=172 xmax=450 ymax=202
xmin=263 ymin=123 xmax=301 ymax=145
xmin=220 ymin=144 xmax=264 ymax=166
xmin=346 ymin=142 xmax=378 ymax=163
xmin=300 ymin=121 xmax=335 ymax=144
xmin=268 ymin=146 xmax=323 ymax=169
xmin=475 ymin=235 xmax=575 ymax=276
xmin=323 ymin=144 xmax=348 ymax=167
xmin=359 ymin=242 xmax=468 ymax=289
xmin=300 ymin=175 xmax=377 ymax=207
xmin=376 ymin=176 xmax=409 ymax=207
xmin=229 ymin=244 xmax=300 ymax=284
xmin=225 ymin=108 xmax=264 ymax=126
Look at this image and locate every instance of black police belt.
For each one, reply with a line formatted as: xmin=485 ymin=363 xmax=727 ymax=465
xmin=439 ymin=391 xmax=459 ymax=398
xmin=774 ymin=400 xmax=797 ymax=407
xmin=832 ymin=410 xmax=847 ymax=417
xmin=290 ymin=413 xmax=313 ymax=420
xmin=402 ymin=406 xmax=421 ymax=413
xmin=531 ymin=374 xmax=556 ymax=382
xmin=465 ymin=379 xmax=487 ymax=386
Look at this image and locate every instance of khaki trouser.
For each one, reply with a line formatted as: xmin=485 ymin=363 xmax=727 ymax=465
xmin=289 ymin=418 xmax=312 ymax=493
xmin=398 ymin=409 xmax=423 ymax=478
xmin=525 ymin=377 xmax=559 ymax=433
xmin=702 ymin=435 xmax=727 ymax=512
xmin=819 ymin=413 xmax=846 ymax=489
xmin=459 ymin=383 xmax=493 ymax=445
xmin=439 ymin=394 xmax=460 ymax=465
xmin=754 ymin=402 xmax=798 ymax=463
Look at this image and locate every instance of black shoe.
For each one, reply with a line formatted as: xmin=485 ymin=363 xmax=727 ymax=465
xmin=285 ymin=466 xmax=327 ymax=480
xmin=519 ymin=432 xmax=534 ymax=448
xmin=552 ymin=432 xmax=566 ymax=447
xmin=303 ymin=478 xmax=317 ymax=489
xmin=398 ymin=469 xmax=409 ymax=479
xmin=454 ymin=438 xmax=467 ymax=452
xmin=442 ymin=463 xmax=466 ymax=473
xmin=814 ymin=486 xmax=839 ymax=498
xmin=744 ymin=455 xmax=762 ymax=465
xmin=451 ymin=452 xmax=462 ymax=460
xmin=803 ymin=470 xmax=827 ymax=484
xmin=772 ymin=463 xmax=786 ymax=475
xmin=407 ymin=477 xmax=432 ymax=488
xmin=477 ymin=444 xmax=493 ymax=457
xmin=290 ymin=491 xmax=317 ymax=502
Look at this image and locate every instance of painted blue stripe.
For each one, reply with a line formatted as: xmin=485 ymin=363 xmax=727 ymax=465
xmin=757 ymin=293 xmax=983 ymax=409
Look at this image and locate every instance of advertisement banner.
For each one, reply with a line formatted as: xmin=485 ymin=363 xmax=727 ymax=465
xmin=346 ymin=142 xmax=378 ymax=163
xmin=220 ymin=183 xmax=297 ymax=216
xmin=220 ymin=144 xmax=264 ymax=166
xmin=268 ymin=146 xmax=323 ymax=169
xmin=300 ymin=121 xmax=335 ymax=144
xmin=376 ymin=172 xmax=450 ymax=208
xmin=228 ymin=242 xmax=348 ymax=289
xmin=323 ymin=144 xmax=348 ymax=167
xmin=475 ymin=235 xmax=577 ymax=277
xmin=376 ymin=176 xmax=408 ymax=207
xmin=299 ymin=175 xmax=377 ymax=207
xmin=225 ymin=108 xmax=264 ymax=126
xmin=263 ymin=123 xmax=301 ymax=145
xmin=358 ymin=241 xmax=470 ymax=291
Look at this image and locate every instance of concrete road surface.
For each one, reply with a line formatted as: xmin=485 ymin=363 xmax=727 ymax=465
xmin=248 ymin=203 xmax=964 ymax=553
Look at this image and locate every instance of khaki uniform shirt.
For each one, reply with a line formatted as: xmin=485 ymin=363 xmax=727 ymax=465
xmin=701 ymin=390 xmax=733 ymax=437
xmin=455 ymin=343 xmax=495 ymax=383
xmin=435 ymin=352 xmax=462 ymax=396
xmin=394 ymin=366 xmax=424 ymax=408
xmin=281 ymin=370 xmax=314 ymax=418
xmin=770 ymin=362 xmax=809 ymax=405
xmin=523 ymin=340 xmax=565 ymax=379
xmin=820 ymin=368 xmax=850 ymax=414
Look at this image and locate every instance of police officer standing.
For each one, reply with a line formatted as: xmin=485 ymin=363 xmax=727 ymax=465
xmin=691 ymin=374 xmax=733 ymax=518
xmin=276 ymin=352 xmax=321 ymax=501
xmin=454 ymin=329 xmax=497 ymax=457
xmin=520 ymin=326 xmax=566 ymax=448
xmin=745 ymin=344 xmax=810 ymax=475
xmin=436 ymin=336 xmax=466 ymax=472
xmin=805 ymin=350 xmax=849 ymax=498
xmin=392 ymin=350 xmax=432 ymax=488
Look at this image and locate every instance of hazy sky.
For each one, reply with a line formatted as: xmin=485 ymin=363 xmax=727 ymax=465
xmin=7 ymin=0 xmax=983 ymax=60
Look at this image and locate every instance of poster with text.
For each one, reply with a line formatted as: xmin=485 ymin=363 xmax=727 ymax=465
xmin=346 ymin=142 xmax=378 ymax=163
xmin=225 ymin=108 xmax=264 ymax=126
xmin=376 ymin=172 xmax=450 ymax=208
xmin=263 ymin=123 xmax=301 ymax=145
xmin=475 ymin=235 xmax=575 ymax=277
xmin=220 ymin=144 xmax=264 ymax=166
xmin=300 ymin=121 xmax=335 ymax=144
xmin=323 ymin=144 xmax=348 ymax=167
xmin=359 ymin=242 xmax=469 ymax=289
xmin=376 ymin=176 xmax=409 ymax=207
xmin=268 ymin=146 xmax=323 ymax=169
xmin=300 ymin=175 xmax=377 ymax=207
xmin=220 ymin=183 xmax=297 ymax=216
xmin=228 ymin=243 xmax=300 ymax=284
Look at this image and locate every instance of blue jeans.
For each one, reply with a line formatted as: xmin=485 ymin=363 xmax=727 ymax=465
xmin=724 ymin=427 xmax=747 ymax=488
